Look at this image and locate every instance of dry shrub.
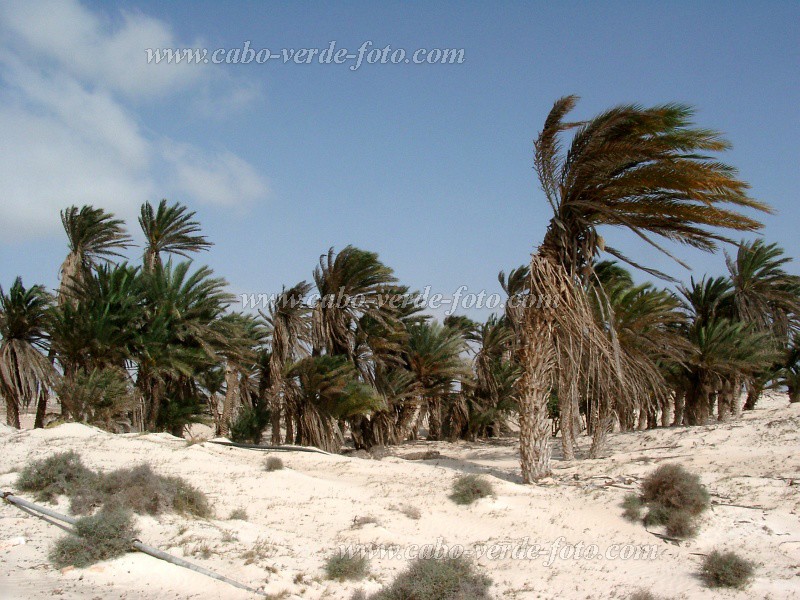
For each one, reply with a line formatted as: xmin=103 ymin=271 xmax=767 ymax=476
xmin=450 ymin=474 xmax=493 ymax=505
xmin=49 ymin=507 xmax=137 ymax=569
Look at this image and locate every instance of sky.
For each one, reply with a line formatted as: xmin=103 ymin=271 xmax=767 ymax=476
xmin=0 ymin=1 xmax=798 ymax=320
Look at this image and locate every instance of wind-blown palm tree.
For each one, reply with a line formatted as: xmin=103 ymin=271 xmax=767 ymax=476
xmin=58 ymin=205 xmax=133 ymax=305
xmin=261 ymin=282 xmax=312 ymax=443
xmin=0 ymin=278 xmax=56 ymax=427
xmin=518 ymin=96 xmax=770 ymax=482
xmin=726 ymin=240 xmax=800 ymax=410
xmin=139 ymin=199 xmax=212 ymax=272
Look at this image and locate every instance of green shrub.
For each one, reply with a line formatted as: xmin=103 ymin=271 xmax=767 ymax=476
xmin=641 ymin=464 xmax=709 ymax=516
xmin=324 ymin=552 xmax=370 ymax=581
xmin=643 ymin=503 xmax=671 ymax=527
xmin=49 ymin=507 xmax=137 ymax=569
xmin=449 ymin=474 xmax=493 ymax=505
xmin=664 ymin=510 xmax=698 ymax=539
xmin=265 ymin=456 xmax=284 ymax=472
xmin=368 ymin=556 xmax=491 ymax=600
xmin=700 ymin=550 xmax=755 ymax=589
xmin=17 ymin=451 xmax=97 ymax=503
xmin=621 ymin=494 xmax=643 ymax=522
xmin=229 ymin=405 xmax=270 ymax=444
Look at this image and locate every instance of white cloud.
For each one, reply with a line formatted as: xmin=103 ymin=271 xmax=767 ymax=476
xmin=0 ymin=0 xmax=268 ymax=241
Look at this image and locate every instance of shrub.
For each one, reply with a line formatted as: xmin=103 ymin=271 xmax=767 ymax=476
xmin=264 ymin=456 xmax=284 ymax=472
xmin=229 ymin=405 xmax=270 ymax=444
xmin=643 ymin=504 xmax=671 ymax=527
xmin=17 ymin=451 xmax=97 ymax=503
xmin=450 ymin=474 xmax=493 ymax=505
xmin=228 ymin=508 xmax=248 ymax=521
xmin=621 ymin=494 xmax=643 ymax=522
xmin=665 ymin=510 xmax=698 ymax=539
xmin=700 ymin=550 xmax=755 ymax=589
xmin=324 ymin=552 xmax=370 ymax=581
xmin=641 ymin=464 xmax=709 ymax=516
xmin=49 ymin=507 xmax=137 ymax=569
xmin=56 ymin=368 xmax=134 ymax=432
xmin=91 ymin=464 xmax=211 ymax=518
xmin=367 ymin=556 xmax=491 ymax=600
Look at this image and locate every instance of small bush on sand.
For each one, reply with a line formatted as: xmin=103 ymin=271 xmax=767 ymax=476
xmin=95 ymin=464 xmax=211 ymax=518
xmin=450 ymin=474 xmax=493 ymax=505
xmin=49 ymin=507 xmax=137 ymax=569
xmin=17 ymin=451 xmax=97 ymax=503
xmin=324 ymin=552 xmax=369 ymax=581
xmin=621 ymin=494 xmax=643 ymax=522
xmin=700 ymin=550 xmax=755 ymax=589
xmin=641 ymin=464 xmax=709 ymax=516
xmin=629 ymin=591 xmax=671 ymax=600
xmin=367 ymin=556 xmax=491 ymax=600
xmin=264 ymin=456 xmax=284 ymax=472
xmin=228 ymin=508 xmax=248 ymax=521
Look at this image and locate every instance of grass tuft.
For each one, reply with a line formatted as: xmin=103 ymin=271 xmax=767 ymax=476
xmin=449 ymin=474 xmax=493 ymax=506
xmin=367 ymin=556 xmax=491 ymax=600
xmin=324 ymin=552 xmax=370 ymax=581
xmin=17 ymin=451 xmax=97 ymax=503
xmin=264 ymin=456 xmax=284 ymax=472
xmin=700 ymin=550 xmax=755 ymax=589
xmin=641 ymin=464 xmax=709 ymax=516
xmin=621 ymin=494 xmax=643 ymax=522
xmin=49 ymin=507 xmax=137 ymax=569
xmin=228 ymin=508 xmax=248 ymax=521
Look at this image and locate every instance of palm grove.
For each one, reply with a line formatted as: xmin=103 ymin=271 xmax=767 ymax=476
xmin=2 ymin=98 xmax=798 ymax=483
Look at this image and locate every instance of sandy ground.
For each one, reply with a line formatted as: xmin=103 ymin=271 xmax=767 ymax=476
xmin=1 ymin=394 xmax=799 ymax=599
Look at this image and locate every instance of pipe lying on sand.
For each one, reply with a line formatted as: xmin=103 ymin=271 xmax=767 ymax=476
xmin=1 ymin=491 xmax=266 ymax=597
xmin=208 ymin=440 xmax=333 ymax=455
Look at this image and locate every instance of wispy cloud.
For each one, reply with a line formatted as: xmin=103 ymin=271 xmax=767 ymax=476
xmin=0 ymin=0 xmax=268 ymax=241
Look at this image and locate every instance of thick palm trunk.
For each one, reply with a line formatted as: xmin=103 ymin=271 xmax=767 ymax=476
xmin=672 ymin=389 xmax=685 ymax=426
xmin=789 ymin=387 xmax=800 ymax=403
xmin=427 ymin=397 xmax=442 ymax=440
xmin=4 ymin=394 xmax=20 ymax=428
xmin=219 ymin=365 xmax=239 ymax=438
xmin=743 ymin=380 xmax=763 ymax=411
xmin=717 ymin=379 xmax=735 ymax=422
xmin=34 ymin=388 xmax=49 ymax=429
xmin=685 ymin=372 xmax=712 ymax=425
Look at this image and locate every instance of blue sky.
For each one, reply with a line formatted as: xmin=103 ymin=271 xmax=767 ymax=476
xmin=1 ymin=1 xmax=798 ymax=320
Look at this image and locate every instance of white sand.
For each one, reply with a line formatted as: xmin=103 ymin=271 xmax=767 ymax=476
xmin=1 ymin=393 xmax=799 ymax=599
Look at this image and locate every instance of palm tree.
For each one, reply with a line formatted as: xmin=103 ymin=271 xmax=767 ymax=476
xmin=139 ymin=199 xmax=212 ymax=271
xmin=58 ymin=205 xmax=133 ymax=305
xmin=260 ymin=281 xmax=312 ymax=443
xmin=311 ymin=246 xmax=398 ymax=359
xmin=518 ymin=96 xmax=770 ymax=482
xmin=0 ymin=278 xmax=57 ymax=427
xmin=405 ymin=321 xmax=467 ymax=440
xmin=726 ymin=240 xmax=800 ymax=410
xmin=780 ymin=334 xmax=800 ymax=404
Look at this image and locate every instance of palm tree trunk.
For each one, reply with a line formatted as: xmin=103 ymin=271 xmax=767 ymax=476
xmin=427 ymin=397 xmax=442 ymax=440
xmin=672 ymin=389 xmax=685 ymax=426
xmin=4 ymin=392 xmax=21 ymax=428
xmin=219 ymin=365 xmax=239 ymax=438
xmin=34 ymin=388 xmax=49 ymax=429
xmin=743 ymin=380 xmax=763 ymax=411
xmin=789 ymin=387 xmax=800 ymax=403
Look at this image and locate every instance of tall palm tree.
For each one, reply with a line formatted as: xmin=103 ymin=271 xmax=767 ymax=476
xmin=139 ymin=199 xmax=212 ymax=271
xmin=58 ymin=205 xmax=133 ymax=305
xmin=0 ymin=278 xmax=56 ymax=427
xmin=260 ymin=281 xmax=312 ymax=443
xmin=518 ymin=96 xmax=770 ymax=482
xmin=405 ymin=321 xmax=467 ymax=440
xmin=726 ymin=240 xmax=800 ymax=410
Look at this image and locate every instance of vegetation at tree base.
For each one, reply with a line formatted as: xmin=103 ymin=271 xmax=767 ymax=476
xmin=449 ymin=474 xmax=494 ymax=505
xmin=17 ymin=452 xmax=211 ymax=518
xmin=49 ymin=507 xmax=138 ymax=569
xmin=1 ymin=99 xmax=797 ymax=489
xmin=363 ymin=556 xmax=491 ymax=600
xmin=625 ymin=464 xmax=709 ymax=539
xmin=700 ymin=550 xmax=756 ymax=588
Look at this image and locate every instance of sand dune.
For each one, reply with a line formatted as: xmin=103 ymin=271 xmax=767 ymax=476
xmin=1 ymin=393 xmax=798 ymax=599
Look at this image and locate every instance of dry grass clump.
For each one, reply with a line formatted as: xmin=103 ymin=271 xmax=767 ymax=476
xmin=49 ymin=507 xmax=137 ymax=569
xmin=700 ymin=550 xmax=755 ymax=589
xmin=365 ymin=556 xmax=491 ymax=600
xmin=352 ymin=515 xmax=380 ymax=528
xmin=16 ymin=451 xmax=97 ymax=503
xmin=324 ymin=552 xmax=370 ymax=581
xmin=449 ymin=474 xmax=493 ymax=505
xmin=264 ymin=456 xmax=284 ymax=471
xmin=623 ymin=464 xmax=709 ymax=539
xmin=228 ymin=508 xmax=248 ymax=520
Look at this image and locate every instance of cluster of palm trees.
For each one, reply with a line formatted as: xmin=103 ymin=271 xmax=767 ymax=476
xmin=1 ymin=97 xmax=797 ymax=484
